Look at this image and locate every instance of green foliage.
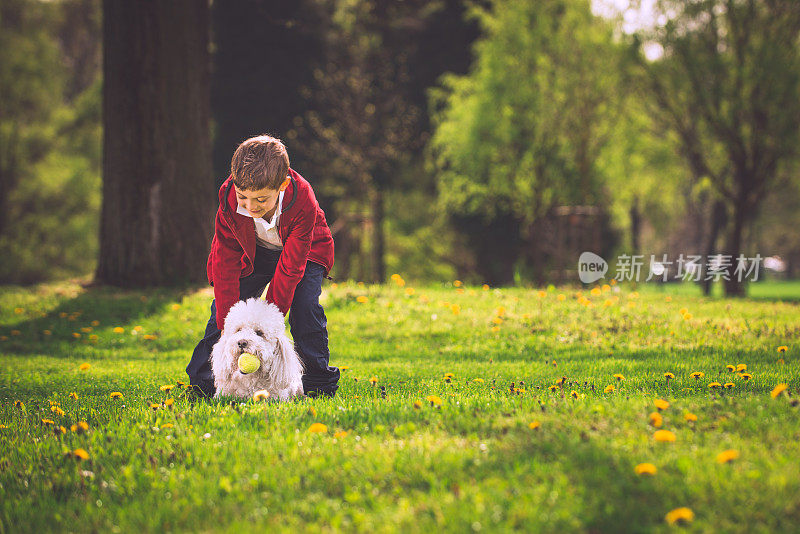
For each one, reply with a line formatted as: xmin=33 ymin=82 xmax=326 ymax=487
xmin=430 ymin=0 xmax=624 ymax=224
xmin=0 ymin=0 xmax=102 ymax=284
xmin=1 ymin=281 xmax=799 ymax=531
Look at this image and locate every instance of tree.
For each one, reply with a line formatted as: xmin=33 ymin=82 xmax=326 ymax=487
xmin=631 ymin=0 xmax=800 ymax=296
xmin=430 ymin=0 xmax=624 ymax=284
xmin=97 ymin=0 xmax=214 ymax=286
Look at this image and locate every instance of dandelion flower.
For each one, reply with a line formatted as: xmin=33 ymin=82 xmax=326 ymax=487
xmin=51 ymin=406 xmax=65 ymax=417
xmin=736 ymin=364 xmax=747 ymax=372
xmin=724 ymin=383 xmax=735 ymax=389
xmin=716 ymin=449 xmax=739 ymax=463
xmin=444 ymin=373 xmax=454 ymax=379
xmin=405 ymin=287 xmax=415 ymax=296
xmin=369 ymin=376 xmax=378 ymax=385
xmin=679 ymin=308 xmax=688 ymax=315
xmin=253 ymin=390 xmax=270 ymax=401
xmin=491 ymin=326 xmax=500 ymax=333
xmin=453 ymin=280 xmax=462 ymax=287
xmin=740 ymin=373 xmax=752 ymax=381
xmin=451 ymin=304 xmax=461 ymax=315
xmin=41 ymin=419 xmax=55 ymax=425
xmin=654 ymin=399 xmax=670 ymax=411
xmin=634 ymin=463 xmax=657 ymax=476
xmin=473 ymin=378 xmax=484 ymax=383
xmin=150 ymin=403 xmax=160 ymax=411
xmin=161 ymin=423 xmax=174 ymax=429
xmin=771 ymin=384 xmax=789 ymax=399
xmin=684 ymin=413 xmax=698 ymax=422
xmin=425 ymin=395 xmax=442 ymax=407
xmin=356 ymin=296 xmax=368 ymax=303
xmin=529 ymin=421 xmax=541 ymax=430
xmin=653 ymin=430 xmax=676 ymax=442
xmin=726 ymin=365 xmax=736 ymax=372
xmin=683 ymin=313 xmax=692 ymax=320
xmin=570 ymin=391 xmax=579 ymax=399
xmin=79 ymin=363 xmax=90 ymax=371
xmin=14 ymin=400 xmax=25 ymax=410
xmin=557 ymin=293 xmax=566 ymax=301
xmin=309 ymin=423 xmax=328 ymax=433
xmin=413 ymin=400 xmax=423 ymax=409
xmin=159 ymin=384 xmax=174 ymax=392
xmin=538 ymin=290 xmax=547 ymax=298
xmin=691 ymin=372 xmax=704 ymax=379
xmin=333 ymin=430 xmax=349 ymax=439
xmin=71 ymin=448 xmax=90 ymax=461
xmin=665 ymin=507 xmax=694 ymax=525
xmin=613 ymin=374 xmax=625 ymax=381
xmin=777 ymin=346 xmax=788 ymax=353
xmin=113 ymin=327 xmax=124 ymax=333
xmin=549 ymin=385 xmax=559 ymax=392
xmin=110 ymin=392 xmax=123 ymax=399
xmin=649 ymin=412 xmax=663 ymax=428
xmin=72 ymin=333 xmax=81 ymax=339
xmin=482 ymin=284 xmax=490 ymax=291
xmin=708 ymin=382 xmax=722 ymax=389
xmin=604 ymin=385 xmax=615 ymax=393
xmin=171 ymin=303 xmax=181 ymax=311
xmin=491 ymin=316 xmax=503 ymax=325
xmin=663 ymin=372 xmax=674 ymax=380
xmin=163 ymin=398 xmax=174 ymax=408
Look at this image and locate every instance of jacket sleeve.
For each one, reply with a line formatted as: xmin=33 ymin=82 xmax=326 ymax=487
xmin=265 ymin=199 xmax=315 ymax=315
xmin=211 ymin=210 xmax=243 ymax=331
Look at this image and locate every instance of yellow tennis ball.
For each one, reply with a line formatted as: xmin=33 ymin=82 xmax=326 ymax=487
xmin=238 ymin=352 xmax=261 ymax=374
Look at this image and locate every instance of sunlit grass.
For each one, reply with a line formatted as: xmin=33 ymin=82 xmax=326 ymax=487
xmin=1 ymin=279 xmax=798 ymax=532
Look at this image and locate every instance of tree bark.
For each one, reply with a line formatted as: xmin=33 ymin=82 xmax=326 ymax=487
xmin=723 ymin=198 xmax=747 ymax=297
xmin=97 ymin=0 xmax=213 ymax=286
xmin=701 ymin=199 xmax=727 ymax=296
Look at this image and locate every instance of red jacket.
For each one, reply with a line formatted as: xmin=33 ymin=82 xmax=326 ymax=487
xmin=207 ymin=168 xmax=334 ymax=330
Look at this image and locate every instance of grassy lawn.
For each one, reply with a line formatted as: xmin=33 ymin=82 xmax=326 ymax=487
xmin=1 ymin=279 xmax=798 ymax=532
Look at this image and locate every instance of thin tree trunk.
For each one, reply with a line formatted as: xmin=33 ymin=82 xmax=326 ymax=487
xmin=701 ymin=199 xmax=727 ymax=296
xmin=724 ymin=200 xmax=747 ymax=297
xmin=369 ymin=186 xmax=385 ymax=283
xmin=97 ymin=0 xmax=213 ymax=286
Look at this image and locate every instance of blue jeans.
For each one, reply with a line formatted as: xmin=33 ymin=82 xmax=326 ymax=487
xmin=186 ymin=245 xmax=340 ymax=398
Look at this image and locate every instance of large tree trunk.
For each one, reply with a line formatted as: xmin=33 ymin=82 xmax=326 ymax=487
xmin=701 ymin=199 xmax=728 ymax=296
xmin=97 ymin=0 xmax=213 ymax=286
xmin=723 ymin=198 xmax=747 ymax=297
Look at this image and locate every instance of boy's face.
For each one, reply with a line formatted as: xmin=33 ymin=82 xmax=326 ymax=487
xmin=234 ymin=178 xmax=290 ymax=218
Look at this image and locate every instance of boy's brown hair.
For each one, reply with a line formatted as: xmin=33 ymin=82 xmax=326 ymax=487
xmin=230 ymin=134 xmax=290 ymax=191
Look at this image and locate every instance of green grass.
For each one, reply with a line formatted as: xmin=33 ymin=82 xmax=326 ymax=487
xmin=1 ymin=280 xmax=799 ymax=533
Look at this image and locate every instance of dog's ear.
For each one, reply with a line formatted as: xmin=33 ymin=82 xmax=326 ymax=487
xmin=273 ymin=333 xmax=304 ymax=390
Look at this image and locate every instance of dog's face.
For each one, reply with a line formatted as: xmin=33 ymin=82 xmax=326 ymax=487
xmin=213 ymin=298 xmax=302 ymax=392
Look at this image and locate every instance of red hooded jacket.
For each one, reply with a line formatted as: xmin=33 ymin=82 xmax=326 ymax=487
xmin=206 ymin=168 xmax=334 ymax=330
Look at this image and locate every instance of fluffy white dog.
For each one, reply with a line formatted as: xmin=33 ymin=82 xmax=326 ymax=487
xmin=211 ymin=298 xmax=304 ymax=401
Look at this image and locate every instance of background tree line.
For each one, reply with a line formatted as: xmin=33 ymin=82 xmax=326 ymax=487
xmin=2 ymin=0 xmax=799 ymax=296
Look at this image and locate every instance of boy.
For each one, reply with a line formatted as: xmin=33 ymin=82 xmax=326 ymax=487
xmin=186 ymin=134 xmax=339 ymax=398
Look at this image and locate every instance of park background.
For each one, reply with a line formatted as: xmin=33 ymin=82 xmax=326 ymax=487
xmin=2 ymin=0 xmax=799 ymax=294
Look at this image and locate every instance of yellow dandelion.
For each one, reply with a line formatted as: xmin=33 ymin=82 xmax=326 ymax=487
xmin=451 ymin=304 xmax=461 ymax=315
xmin=369 ymin=376 xmax=378 ymax=385
xmin=771 ymin=384 xmax=789 ymax=399
xmin=708 ymin=382 xmax=722 ymax=389
xmin=654 ymin=399 xmax=670 ymax=411
xmin=557 ymin=293 xmax=566 ymax=301
xmin=529 ymin=421 xmax=541 ymax=430
xmin=51 ymin=406 xmax=65 ymax=417
xmin=113 ymin=327 xmax=124 ymax=333
xmin=163 ymin=398 xmax=174 ymax=407
xmin=307 ymin=407 xmax=317 ymax=417
xmin=69 ymin=392 xmax=78 ymax=400
xmin=740 ymin=373 xmax=752 ymax=381
xmin=356 ymin=296 xmax=368 ymax=303
xmin=444 ymin=372 xmax=454 ymax=379
xmin=253 ymin=390 xmax=270 ymax=401
xmin=496 ymin=306 xmax=506 ymax=317
xmin=79 ymin=363 xmax=90 ymax=371
xmin=41 ymin=419 xmax=55 ymax=426
xmin=413 ymin=400 xmax=423 ymax=409
xmin=665 ymin=295 xmax=672 ymax=302
xmin=549 ymin=385 xmax=559 ymax=392
xmin=591 ymin=287 xmax=601 ymax=296
xmin=663 ymin=372 xmax=674 ymax=380
xmin=333 ymin=430 xmax=349 ymax=439
xmin=309 ymin=423 xmax=328 ymax=433
xmin=683 ymin=313 xmax=692 ymax=320
xmin=133 ymin=325 xmax=143 ymax=332
xmin=473 ymin=378 xmax=484 ymax=383
xmin=777 ymin=346 xmax=788 ymax=353
xmin=726 ymin=365 xmax=736 ymax=372
xmin=538 ymin=290 xmax=547 ymax=298
xmin=425 ymin=395 xmax=442 ymax=406
xmin=453 ymin=280 xmax=462 ymax=287
xmin=71 ymin=448 xmax=90 ymax=461
xmin=72 ymin=333 xmax=81 ymax=339
xmin=604 ymin=385 xmax=615 ymax=393
xmin=14 ymin=400 xmax=24 ymax=410
xmin=724 ymin=382 xmax=735 ymax=389
xmin=491 ymin=326 xmax=500 ymax=333
xmin=665 ymin=507 xmax=694 ymax=525
xmin=613 ymin=374 xmax=625 ymax=381
xmin=150 ymin=403 xmax=160 ymax=411
xmin=679 ymin=308 xmax=688 ymax=315
xmin=491 ymin=316 xmax=503 ymax=325
xmin=634 ymin=463 xmax=657 ymax=476
xmin=691 ymin=371 xmax=704 ymax=379
xmin=405 ymin=287 xmax=415 ymax=296
xmin=482 ymin=284 xmax=490 ymax=291
xmin=649 ymin=412 xmax=663 ymax=428
xmin=684 ymin=413 xmax=698 ymax=422
xmin=110 ymin=392 xmax=123 ymax=399
xmin=736 ymin=364 xmax=747 ymax=372
xmin=80 ymin=327 xmax=92 ymax=333
xmin=88 ymin=334 xmax=98 ymax=341
xmin=159 ymin=384 xmax=174 ymax=392
xmin=143 ymin=334 xmax=157 ymax=340
xmin=716 ymin=449 xmax=739 ymax=464
xmin=653 ymin=430 xmax=676 ymax=442
xmin=570 ymin=390 xmax=579 ymax=399
xmin=161 ymin=423 xmax=174 ymax=429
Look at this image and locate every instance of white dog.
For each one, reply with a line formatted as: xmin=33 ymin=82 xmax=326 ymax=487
xmin=211 ymin=298 xmax=304 ymax=401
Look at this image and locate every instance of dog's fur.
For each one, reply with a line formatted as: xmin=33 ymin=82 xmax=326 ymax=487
xmin=211 ymin=298 xmax=304 ymax=401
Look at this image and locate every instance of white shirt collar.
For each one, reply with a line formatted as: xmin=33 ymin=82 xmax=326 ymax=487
xmin=236 ymin=189 xmax=284 ymax=229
